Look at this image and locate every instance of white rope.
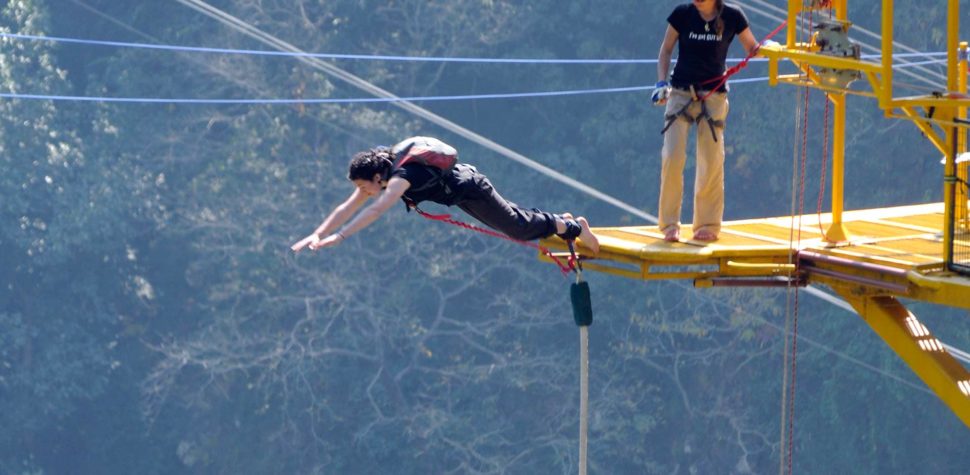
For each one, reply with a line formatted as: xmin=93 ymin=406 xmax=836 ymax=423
xmin=578 ymin=325 xmax=589 ymax=475
xmin=778 ymin=79 xmax=804 ymax=475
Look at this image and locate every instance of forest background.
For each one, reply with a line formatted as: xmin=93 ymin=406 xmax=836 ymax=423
xmin=2 ymin=0 xmax=969 ymax=473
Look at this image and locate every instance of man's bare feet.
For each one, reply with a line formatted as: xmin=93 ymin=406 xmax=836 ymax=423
xmin=576 ymin=216 xmax=600 ymax=255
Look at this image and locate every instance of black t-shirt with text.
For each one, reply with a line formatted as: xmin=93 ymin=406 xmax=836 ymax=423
xmin=668 ymin=3 xmax=749 ymax=92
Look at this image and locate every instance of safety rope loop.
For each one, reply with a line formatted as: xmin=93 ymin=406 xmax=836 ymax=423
xmin=697 ymin=20 xmax=788 ymax=102
xmin=413 ymin=206 xmax=577 ymax=275
xmin=566 ymin=240 xmax=584 ymax=275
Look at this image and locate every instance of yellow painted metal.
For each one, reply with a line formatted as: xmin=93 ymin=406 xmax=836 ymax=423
xmin=944 ymin=110 xmax=957 ymax=264
xmin=827 ymin=93 xmax=850 ymax=242
xmin=832 ymin=291 xmax=970 ymax=428
xmin=776 ymin=75 xmax=877 ymax=98
xmin=948 ymin=0 xmax=959 ymax=92
xmin=769 ymin=53 xmax=779 ymax=86
xmin=835 ymin=0 xmax=847 ymax=21
xmin=891 ymin=96 xmax=970 ymax=109
xmin=895 ymin=107 xmax=949 ymax=155
xmin=787 ymin=0 xmax=798 ymax=48
xmin=907 ymin=272 xmax=970 ymax=311
xmin=958 ymin=42 xmax=968 ymax=229
xmin=760 ymin=47 xmax=883 ymax=74
xmin=726 ymin=261 xmax=796 ymax=271
xmin=542 ymin=0 xmax=970 ymax=430
xmin=540 ymin=202 xmax=970 ymax=300
xmin=880 ymin=0 xmax=893 ymax=110
xmin=864 ymin=71 xmax=883 ymax=95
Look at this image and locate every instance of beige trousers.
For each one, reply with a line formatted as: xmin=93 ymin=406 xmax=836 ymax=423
xmin=658 ymin=89 xmax=729 ymax=235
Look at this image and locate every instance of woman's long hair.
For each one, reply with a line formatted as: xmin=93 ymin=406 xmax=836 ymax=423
xmin=714 ymin=0 xmax=725 ymax=36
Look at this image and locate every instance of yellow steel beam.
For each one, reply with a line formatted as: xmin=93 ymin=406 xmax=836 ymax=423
xmin=880 ymin=0 xmax=893 ymax=109
xmin=948 ymin=0 xmax=959 ymax=92
xmin=891 ymin=97 xmax=970 ymax=109
xmin=895 ymin=107 xmax=949 ymax=155
xmin=864 ymin=71 xmax=883 ymax=93
xmin=776 ymin=75 xmax=877 ymax=98
xmin=828 ymin=93 xmax=850 ymax=242
xmin=958 ymin=42 xmax=968 ymax=228
xmin=886 ymin=112 xmax=970 ymax=138
xmin=944 ymin=127 xmax=956 ymax=264
xmin=759 ymin=47 xmax=883 ymax=74
xmin=835 ymin=0 xmax=847 ymax=21
xmin=907 ymin=271 xmax=970 ymax=311
xmin=786 ymin=0 xmax=798 ymax=48
xmin=833 ymin=291 xmax=970 ymax=428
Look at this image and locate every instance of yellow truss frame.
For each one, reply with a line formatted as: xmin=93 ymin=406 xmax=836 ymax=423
xmin=542 ymin=1 xmax=970 ymax=428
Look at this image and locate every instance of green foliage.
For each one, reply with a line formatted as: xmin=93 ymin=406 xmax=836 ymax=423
xmin=2 ymin=0 xmax=969 ymax=473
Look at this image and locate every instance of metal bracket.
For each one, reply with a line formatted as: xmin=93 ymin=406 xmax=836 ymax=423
xmin=813 ymin=20 xmax=862 ymax=88
xmin=802 ymin=0 xmax=833 ymax=9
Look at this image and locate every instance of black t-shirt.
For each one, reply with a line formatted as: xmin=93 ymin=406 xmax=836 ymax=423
xmin=391 ymin=163 xmax=457 ymax=205
xmin=668 ymin=3 xmax=749 ymax=91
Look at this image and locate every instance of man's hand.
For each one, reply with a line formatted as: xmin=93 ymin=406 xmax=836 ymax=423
xmin=651 ymin=81 xmax=670 ymax=106
xmin=291 ymin=233 xmax=321 ymax=252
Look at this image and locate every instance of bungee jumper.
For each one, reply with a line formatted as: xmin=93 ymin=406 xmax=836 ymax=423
xmin=291 ymin=136 xmax=600 ymax=255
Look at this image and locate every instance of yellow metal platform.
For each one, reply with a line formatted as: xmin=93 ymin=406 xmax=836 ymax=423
xmin=541 ymin=202 xmax=970 ymax=427
xmin=543 ymin=202 xmax=970 ymax=310
xmin=537 ymin=0 xmax=970 ymax=440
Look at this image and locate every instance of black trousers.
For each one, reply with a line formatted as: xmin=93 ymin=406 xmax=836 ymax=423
xmin=450 ymin=165 xmax=558 ymax=241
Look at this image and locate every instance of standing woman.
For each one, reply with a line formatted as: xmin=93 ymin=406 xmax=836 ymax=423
xmin=652 ymin=0 xmax=758 ymax=242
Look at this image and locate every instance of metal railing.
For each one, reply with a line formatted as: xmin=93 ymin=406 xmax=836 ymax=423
xmin=951 ymin=174 xmax=970 ymax=275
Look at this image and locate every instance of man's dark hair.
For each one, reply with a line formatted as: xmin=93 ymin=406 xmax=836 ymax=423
xmin=347 ymin=146 xmax=393 ymax=181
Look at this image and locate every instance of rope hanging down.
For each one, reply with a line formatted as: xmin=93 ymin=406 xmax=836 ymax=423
xmin=567 ymin=240 xmax=593 ymax=475
xmin=414 ymin=206 xmax=593 ymax=475
xmin=785 ymin=10 xmax=818 ymax=466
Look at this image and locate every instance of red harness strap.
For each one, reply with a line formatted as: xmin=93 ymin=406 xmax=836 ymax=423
xmin=697 ymin=20 xmax=788 ymax=102
xmin=413 ymin=207 xmax=577 ymax=275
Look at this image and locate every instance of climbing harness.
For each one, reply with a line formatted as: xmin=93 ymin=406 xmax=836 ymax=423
xmin=660 ymin=85 xmax=725 ymax=143
xmin=659 ymin=21 xmax=787 ymax=140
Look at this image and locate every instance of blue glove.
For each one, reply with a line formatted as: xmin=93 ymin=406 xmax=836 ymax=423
xmin=651 ymin=80 xmax=670 ymax=106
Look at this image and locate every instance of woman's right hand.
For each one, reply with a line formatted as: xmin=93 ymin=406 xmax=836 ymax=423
xmin=651 ymin=81 xmax=670 ymax=106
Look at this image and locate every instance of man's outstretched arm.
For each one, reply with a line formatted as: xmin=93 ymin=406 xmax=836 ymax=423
xmin=293 ymin=177 xmax=410 ymax=252
xmin=291 ymin=188 xmax=368 ymax=252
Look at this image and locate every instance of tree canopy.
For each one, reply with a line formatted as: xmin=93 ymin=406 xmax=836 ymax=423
xmin=2 ymin=0 xmax=968 ymax=473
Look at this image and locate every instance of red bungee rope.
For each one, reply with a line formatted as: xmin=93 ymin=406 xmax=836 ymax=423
xmin=412 ymin=207 xmax=578 ymax=275
xmin=787 ymin=9 xmax=816 ymax=472
xmin=697 ymin=20 xmax=788 ymax=102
